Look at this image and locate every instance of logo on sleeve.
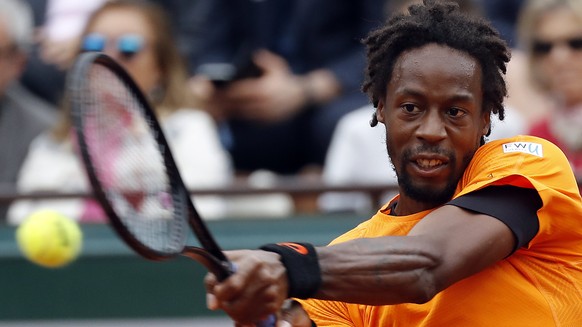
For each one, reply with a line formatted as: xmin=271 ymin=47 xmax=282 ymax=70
xmin=502 ymin=142 xmax=543 ymax=157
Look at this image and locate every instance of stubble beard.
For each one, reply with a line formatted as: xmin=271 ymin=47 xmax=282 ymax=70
xmin=387 ymin=141 xmax=475 ymax=207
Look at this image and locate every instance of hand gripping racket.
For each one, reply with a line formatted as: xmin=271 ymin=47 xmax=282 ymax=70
xmin=68 ymin=52 xmax=274 ymax=326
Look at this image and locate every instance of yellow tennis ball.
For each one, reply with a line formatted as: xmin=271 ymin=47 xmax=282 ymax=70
xmin=16 ymin=210 xmax=83 ymax=268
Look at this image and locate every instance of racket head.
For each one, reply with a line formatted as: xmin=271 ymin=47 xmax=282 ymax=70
xmin=68 ymin=52 xmax=215 ymax=262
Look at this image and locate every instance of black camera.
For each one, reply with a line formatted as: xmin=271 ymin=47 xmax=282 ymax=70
xmin=196 ymin=50 xmax=263 ymax=88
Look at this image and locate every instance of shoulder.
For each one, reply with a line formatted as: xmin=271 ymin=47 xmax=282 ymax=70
xmin=5 ymin=83 xmax=57 ymax=125
xmin=3 ymin=84 xmax=57 ymax=140
xmin=479 ymin=135 xmax=566 ymax=161
xmin=162 ymin=108 xmax=219 ymax=136
xmin=458 ymin=135 xmax=578 ymax=196
xmin=26 ymin=132 xmax=74 ymax=158
xmin=164 ymin=108 xmax=215 ymax=126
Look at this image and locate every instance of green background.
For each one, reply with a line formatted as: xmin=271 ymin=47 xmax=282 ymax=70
xmin=0 ymin=214 xmax=365 ymax=321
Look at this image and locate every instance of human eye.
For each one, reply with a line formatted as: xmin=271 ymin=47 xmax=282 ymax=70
xmin=401 ymin=103 xmax=419 ymax=113
xmin=446 ymin=107 xmax=466 ymax=118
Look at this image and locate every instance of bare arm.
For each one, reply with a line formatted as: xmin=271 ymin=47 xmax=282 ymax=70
xmin=206 ymin=205 xmax=515 ymax=323
xmin=316 ymin=205 xmax=515 ymax=304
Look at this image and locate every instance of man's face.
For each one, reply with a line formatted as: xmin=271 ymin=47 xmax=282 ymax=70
xmin=376 ymin=44 xmax=490 ymax=212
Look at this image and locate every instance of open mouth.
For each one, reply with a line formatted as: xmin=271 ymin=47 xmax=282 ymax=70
xmin=416 ymin=158 xmax=444 ymax=169
xmin=408 ymin=154 xmax=450 ymax=177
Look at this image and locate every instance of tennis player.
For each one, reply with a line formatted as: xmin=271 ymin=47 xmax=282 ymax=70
xmin=205 ymin=1 xmax=582 ymax=326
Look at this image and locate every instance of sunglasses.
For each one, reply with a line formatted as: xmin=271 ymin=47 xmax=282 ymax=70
xmin=532 ymin=37 xmax=582 ymax=56
xmin=81 ymin=33 xmax=145 ymax=59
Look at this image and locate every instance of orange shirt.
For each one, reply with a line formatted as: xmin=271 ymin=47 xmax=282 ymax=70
xmin=299 ymin=136 xmax=582 ymax=326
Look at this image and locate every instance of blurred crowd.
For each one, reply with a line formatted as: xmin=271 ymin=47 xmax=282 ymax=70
xmin=0 ymin=0 xmax=580 ymax=224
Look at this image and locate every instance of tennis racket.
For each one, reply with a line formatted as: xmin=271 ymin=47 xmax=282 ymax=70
xmin=67 ymin=52 xmax=274 ymax=325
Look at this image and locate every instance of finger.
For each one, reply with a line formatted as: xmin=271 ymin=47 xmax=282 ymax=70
xmin=189 ymin=75 xmax=216 ymax=101
xmin=204 ymin=272 xmax=218 ymax=294
xmin=217 ymin=278 xmax=282 ymax=324
xmin=206 ymin=293 xmax=219 ymax=311
xmin=213 ymin=252 xmax=268 ymax=297
xmin=278 ymin=300 xmax=313 ymax=327
xmin=204 ymin=273 xmax=220 ymax=310
xmin=254 ymin=50 xmax=289 ymax=71
xmin=276 ymin=321 xmax=292 ymax=327
xmin=204 ymin=270 xmax=217 ymax=285
xmin=221 ymin=80 xmax=263 ymax=101
xmin=219 ymin=283 xmax=276 ymax=319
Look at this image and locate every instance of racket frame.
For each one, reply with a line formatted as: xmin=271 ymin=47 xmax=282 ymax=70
xmin=69 ymin=52 xmax=232 ymax=278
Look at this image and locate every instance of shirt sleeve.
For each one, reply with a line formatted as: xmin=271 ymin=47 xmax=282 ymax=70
xmin=448 ymin=185 xmax=541 ymax=251
xmin=296 ymin=298 xmax=354 ymax=327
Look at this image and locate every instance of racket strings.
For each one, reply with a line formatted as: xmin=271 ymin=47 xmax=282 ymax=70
xmin=81 ymin=64 xmax=188 ymax=255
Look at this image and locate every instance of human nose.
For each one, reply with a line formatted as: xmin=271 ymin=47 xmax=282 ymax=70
xmin=547 ymin=43 xmax=575 ymax=63
xmin=100 ymin=44 xmax=118 ymax=59
xmin=415 ymin=109 xmax=446 ymax=143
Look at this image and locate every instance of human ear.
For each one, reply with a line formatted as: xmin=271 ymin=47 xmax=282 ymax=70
xmin=481 ymin=111 xmax=491 ymax=136
xmin=376 ymin=100 xmax=386 ymax=124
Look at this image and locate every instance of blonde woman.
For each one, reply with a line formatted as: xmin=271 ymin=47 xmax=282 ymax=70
xmin=517 ymin=0 xmax=582 ymax=177
xmin=9 ymin=0 xmax=233 ymax=224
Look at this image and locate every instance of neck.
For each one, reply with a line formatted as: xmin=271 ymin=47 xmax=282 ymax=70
xmin=392 ymin=195 xmax=443 ymax=216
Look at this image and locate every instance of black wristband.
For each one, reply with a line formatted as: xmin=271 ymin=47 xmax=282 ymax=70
xmin=259 ymin=242 xmax=322 ymax=299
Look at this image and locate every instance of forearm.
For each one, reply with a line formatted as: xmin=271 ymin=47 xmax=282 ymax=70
xmin=314 ymin=236 xmax=440 ymax=305
xmin=206 ymin=207 xmax=514 ymax=323
xmin=312 ymin=206 xmax=516 ymax=305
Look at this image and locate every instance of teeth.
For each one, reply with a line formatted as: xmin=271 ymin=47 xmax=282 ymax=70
xmin=417 ymin=159 xmax=443 ymax=168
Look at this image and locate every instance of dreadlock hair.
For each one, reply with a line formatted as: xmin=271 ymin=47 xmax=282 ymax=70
xmin=364 ymin=0 xmax=510 ymax=142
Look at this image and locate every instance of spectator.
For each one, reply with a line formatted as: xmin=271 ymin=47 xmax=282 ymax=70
xmin=499 ymin=0 xmax=552 ymax=127
xmin=19 ymin=0 xmax=106 ymax=106
xmin=518 ymin=0 xmax=582 ymax=178
xmin=190 ymin=0 xmax=385 ymax=177
xmin=8 ymin=0 xmax=232 ymax=224
xmin=0 ymin=0 xmax=56 ymax=222
xmin=20 ymin=0 xmax=210 ymax=106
